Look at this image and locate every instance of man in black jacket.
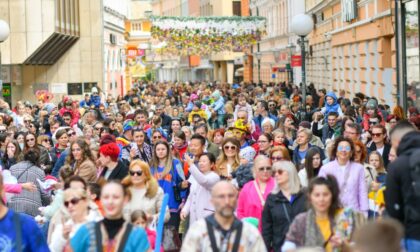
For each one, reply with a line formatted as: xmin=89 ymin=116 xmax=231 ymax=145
xmin=98 ymin=142 xmax=128 ymax=181
xmin=385 ymin=127 xmax=420 ymax=251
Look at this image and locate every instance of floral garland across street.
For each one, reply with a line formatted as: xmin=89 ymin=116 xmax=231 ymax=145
xmin=150 ymin=16 xmax=267 ymax=55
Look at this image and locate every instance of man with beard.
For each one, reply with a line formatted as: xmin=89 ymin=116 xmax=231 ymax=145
xmin=181 ymin=181 xmax=266 ymax=252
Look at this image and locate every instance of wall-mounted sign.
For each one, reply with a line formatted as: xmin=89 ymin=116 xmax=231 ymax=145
xmin=127 ymin=48 xmax=145 ymax=58
xmin=342 ymin=0 xmax=358 ymax=22
xmin=291 ymin=55 xmax=302 ymax=67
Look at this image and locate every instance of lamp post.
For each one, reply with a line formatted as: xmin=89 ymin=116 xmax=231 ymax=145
xmin=0 ymin=20 xmax=10 ymax=100
xmin=255 ymin=52 xmax=262 ymax=83
xmin=291 ymin=14 xmax=313 ymax=120
xmin=286 ymin=44 xmax=296 ymax=84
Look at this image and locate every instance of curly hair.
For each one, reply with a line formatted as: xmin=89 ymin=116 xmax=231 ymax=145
xmin=330 ymin=136 xmax=355 ymax=161
xmin=66 ymin=138 xmax=95 ymax=167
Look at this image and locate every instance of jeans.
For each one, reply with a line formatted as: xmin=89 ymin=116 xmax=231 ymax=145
xmin=403 ymin=238 xmax=420 ymax=252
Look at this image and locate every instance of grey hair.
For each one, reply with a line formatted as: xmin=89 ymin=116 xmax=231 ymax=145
xmin=298 ymin=128 xmax=313 ymax=142
xmin=271 ymin=161 xmax=301 ymax=195
xmin=252 ymin=155 xmax=271 ymax=177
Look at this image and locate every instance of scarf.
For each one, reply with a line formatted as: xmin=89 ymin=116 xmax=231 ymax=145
xmin=304 ymin=209 xmax=330 ymax=248
xmin=174 ymin=143 xmax=188 ymax=151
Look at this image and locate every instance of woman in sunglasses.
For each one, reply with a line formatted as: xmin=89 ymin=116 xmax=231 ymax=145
xmin=122 ymin=160 xmax=169 ymax=225
xmin=318 ymin=136 xmax=368 ymax=216
xmin=270 ymin=146 xmax=291 ymax=163
xmin=215 ymin=138 xmax=241 ymax=179
xmin=24 ymin=132 xmax=53 ymax=173
xmin=237 ymin=155 xmax=275 ymax=232
xmin=49 ymin=188 xmax=102 ymax=252
xmin=262 ymin=161 xmax=306 ymax=252
xmin=70 ymin=181 xmax=150 ymax=251
xmin=181 ymin=153 xmax=220 ymax=225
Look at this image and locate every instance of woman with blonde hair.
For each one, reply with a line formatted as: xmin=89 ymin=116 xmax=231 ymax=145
xmin=49 ymin=188 xmax=102 ymax=252
xmin=215 ymin=138 xmax=241 ymax=179
xmin=122 ymin=160 xmax=169 ymax=223
xmin=262 ymin=161 xmax=306 ymax=252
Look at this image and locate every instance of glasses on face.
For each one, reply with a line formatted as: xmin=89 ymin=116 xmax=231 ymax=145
xmin=369 ymin=121 xmax=379 ymax=125
xmin=64 ymin=197 xmax=84 ymax=208
xmin=258 ymin=166 xmax=272 ymax=172
xmin=275 ymin=169 xmax=285 ymax=175
xmin=258 ymin=140 xmax=268 ymax=144
xmin=64 ymin=118 xmax=71 ymax=121
xmin=337 ymin=146 xmax=351 ymax=152
xmin=269 ymin=103 xmax=275 ymax=108
xmin=68 ymin=131 xmax=76 ymax=136
xmin=26 ymin=138 xmax=35 ymax=143
xmin=224 ymin=145 xmax=237 ymax=151
xmin=24 ymin=120 xmax=32 ymax=123
xmin=153 ymin=135 xmax=162 ymax=139
xmin=129 ymin=170 xmax=143 ymax=176
xmin=271 ymin=156 xmax=284 ymax=162
xmin=95 ymin=127 xmax=102 ymax=131
xmin=42 ymin=139 xmax=50 ymax=143
xmin=371 ymin=133 xmax=383 ymax=137
xmin=0 ymin=130 xmax=6 ymax=133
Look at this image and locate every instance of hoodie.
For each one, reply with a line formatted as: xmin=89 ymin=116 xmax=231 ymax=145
xmin=385 ymin=131 xmax=420 ymax=240
xmin=321 ymin=92 xmax=343 ymax=116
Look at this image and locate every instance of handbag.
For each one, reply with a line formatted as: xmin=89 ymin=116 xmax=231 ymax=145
xmin=162 ymin=225 xmax=181 ymax=252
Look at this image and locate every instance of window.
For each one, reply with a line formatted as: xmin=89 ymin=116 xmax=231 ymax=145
xmin=233 ymin=1 xmax=241 ymax=16
xmin=67 ymin=83 xmax=83 ymax=95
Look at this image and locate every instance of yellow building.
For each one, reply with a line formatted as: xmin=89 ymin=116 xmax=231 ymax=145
xmin=0 ymin=0 xmax=103 ymax=104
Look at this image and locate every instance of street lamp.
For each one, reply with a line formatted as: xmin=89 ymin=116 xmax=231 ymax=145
xmin=286 ymin=44 xmax=296 ymax=84
xmin=255 ymin=52 xmax=262 ymax=83
xmin=291 ymin=14 xmax=313 ymax=120
xmin=0 ymin=20 xmax=10 ymax=100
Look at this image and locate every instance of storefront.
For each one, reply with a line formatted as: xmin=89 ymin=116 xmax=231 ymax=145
xmin=396 ymin=0 xmax=420 ymax=111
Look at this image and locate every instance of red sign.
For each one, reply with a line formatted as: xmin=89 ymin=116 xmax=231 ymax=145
xmin=291 ymin=55 xmax=302 ymax=67
xmin=127 ymin=48 xmax=145 ymax=58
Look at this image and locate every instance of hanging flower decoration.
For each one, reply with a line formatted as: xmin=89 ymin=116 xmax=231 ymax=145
xmin=150 ymin=16 xmax=266 ymax=56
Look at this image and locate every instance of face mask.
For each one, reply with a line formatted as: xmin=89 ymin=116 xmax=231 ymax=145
xmin=19 ymin=143 xmax=24 ymax=150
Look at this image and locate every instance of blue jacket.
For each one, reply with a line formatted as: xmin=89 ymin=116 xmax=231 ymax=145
xmin=51 ymin=148 xmax=69 ymax=178
xmin=323 ymin=92 xmax=343 ymax=116
xmin=89 ymin=94 xmax=101 ymax=108
xmin=150 ymin=159 xmax=187 ymax=211
xmin=211 ymin=97 xmax=225 ymax=114
xmin=253 ymin=114 xmax=278 ymax=129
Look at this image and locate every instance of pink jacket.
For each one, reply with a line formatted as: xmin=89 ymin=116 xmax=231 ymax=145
xmin=237 ymin=177 xmax=275 ymax=231
xmin=3 ymin=184 xmax=22 ymax=203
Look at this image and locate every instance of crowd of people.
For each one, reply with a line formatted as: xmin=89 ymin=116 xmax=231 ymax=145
xmin=0 ymin=81 xmax=419 ymax=252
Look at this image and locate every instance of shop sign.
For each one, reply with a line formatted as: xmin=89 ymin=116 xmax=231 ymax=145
xmin=2 ymin=83 xmax=10 ymax=97
xmin=342 ymin=0 xmax=358 ymax=22
xmin=291 ymin=55 xmax=302 ymax=67
xmin=127 ymin=48 xmax=145 ymax=58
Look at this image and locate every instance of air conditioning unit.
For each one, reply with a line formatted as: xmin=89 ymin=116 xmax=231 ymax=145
xmin=110 ymin=34 xmax=116 ymax=45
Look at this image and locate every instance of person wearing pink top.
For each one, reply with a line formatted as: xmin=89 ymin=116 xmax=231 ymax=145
xmin=3 ymin=182 xmax=36 ymax=203
xmin=237 ymin=155 xmax=275 ymax=231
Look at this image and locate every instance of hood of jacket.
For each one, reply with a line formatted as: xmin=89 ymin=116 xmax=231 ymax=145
xmin=397 ymin=131 xmax=420 ymax=156
xmin=325 ymin=92 xmax=337 ymax=103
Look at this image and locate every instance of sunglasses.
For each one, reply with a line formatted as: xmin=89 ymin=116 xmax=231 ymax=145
xmin=129 ymin=170 xmax=143 ymax=176
xmin=64 ymin=197 xmax=84 ymax=208
xmin=95 ymin=127 xmax=103 ymax=130
xmin=68 ymin=132 xmax=76 ymax=136
xmin=153 ymin=135 xmax=162 ymax=139
xmin=337 ymin=146 xmax=351 ymax=152
xmin=258 ymin=166 xmax=272 ymax=172
xmin=369 ymin=121 xmax=379 ymax=125
xmin=224 ymin=145 xmax=237 ymax=151
xmin=24 ymin=120 xmax=32 ymax=123
xmin=371 ymin=133 xmax=383 ymax=137
xmin=271 ymin=156 xmax=284 ymax=162
xmin=0 ymin=130 xmax=6 ymax=133
xmin=275 ymin=169 xmax=285 ymax=175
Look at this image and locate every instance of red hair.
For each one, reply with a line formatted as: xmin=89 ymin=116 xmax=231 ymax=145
xmin=99 ymin=143 xmax=120 ymax=162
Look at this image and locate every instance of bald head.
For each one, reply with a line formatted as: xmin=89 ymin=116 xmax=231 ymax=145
xmin=211 ymin=181 xmax=237 ymax=197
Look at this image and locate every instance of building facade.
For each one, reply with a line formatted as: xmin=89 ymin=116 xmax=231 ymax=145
xmin=0 ymin=0 xmax=103 ymax=104
xmin=305 ymin=0 xmax=396 ymax=106
xmin=249 ymin=0 xmax=305 ymax=85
